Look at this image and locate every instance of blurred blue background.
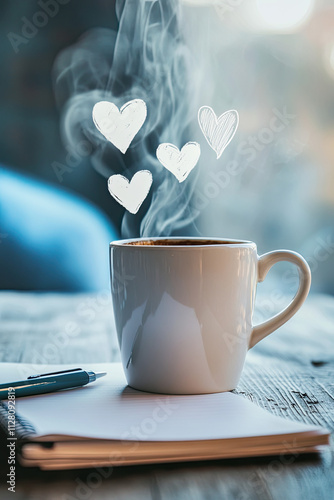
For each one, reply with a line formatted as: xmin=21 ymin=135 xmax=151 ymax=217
xmin=0 ymin=0 xmax=333 ymax=295
xmin=0 ymin=0 xmax=120 ymax=291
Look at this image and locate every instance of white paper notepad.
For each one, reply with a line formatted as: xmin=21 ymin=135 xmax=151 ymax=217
xmin=0 ymin=363 xmax=329 ymax=470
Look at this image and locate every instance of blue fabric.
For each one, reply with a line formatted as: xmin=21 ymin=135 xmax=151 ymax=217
xmin=0 ymin=167 xmax=118 ymax=291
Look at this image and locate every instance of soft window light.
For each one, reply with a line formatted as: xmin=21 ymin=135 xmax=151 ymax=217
xmin=256 ymin=0 xmax=314 ymax=32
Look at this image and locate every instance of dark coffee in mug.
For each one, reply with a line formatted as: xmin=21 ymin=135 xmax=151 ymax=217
xmin=126 ymin=239 xmax=244 ymax=246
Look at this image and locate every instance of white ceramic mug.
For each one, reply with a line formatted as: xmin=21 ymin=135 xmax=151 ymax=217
xmin=110 ymin=237 xmax=311 ymax=394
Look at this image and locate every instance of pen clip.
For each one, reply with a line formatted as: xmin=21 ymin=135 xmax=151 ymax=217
xmin=27 ymin=368 xmax=83 ymax=379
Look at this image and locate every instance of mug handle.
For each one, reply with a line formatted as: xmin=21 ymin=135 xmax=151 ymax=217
xmin=249 ymin=250 xmax=311 ymax=349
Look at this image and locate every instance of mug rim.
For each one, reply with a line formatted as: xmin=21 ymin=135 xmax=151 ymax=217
xmin=110 ymin=237 xmax=256 ymax=249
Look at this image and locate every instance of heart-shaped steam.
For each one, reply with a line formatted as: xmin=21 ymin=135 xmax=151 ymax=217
xmin=156 ymin=142 xmax=201 ymax=183
xmin=107 ymin=170 xmax=153 ymax=214
xmin=93 ymin=100 xmax=239 ymax=214
xmin=93 ymin=99 xmax=147 ymax=154
xmin=198 ymin=107 xmax=239 ymax=159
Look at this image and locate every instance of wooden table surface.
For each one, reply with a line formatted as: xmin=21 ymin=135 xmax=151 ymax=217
xmin=0 ymin=291 xmax=333 ymax=500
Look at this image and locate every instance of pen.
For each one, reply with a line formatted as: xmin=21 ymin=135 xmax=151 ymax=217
xmin=0 ymin=368 xmax=107 ymax=400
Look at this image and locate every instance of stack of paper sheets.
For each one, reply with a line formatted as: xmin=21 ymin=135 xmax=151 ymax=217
xmin=0 ymin=363 xmax=329 ymax=470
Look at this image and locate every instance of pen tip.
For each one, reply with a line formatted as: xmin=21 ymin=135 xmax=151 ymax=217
xmin=95 ymin=372 xmax=107 ymax=379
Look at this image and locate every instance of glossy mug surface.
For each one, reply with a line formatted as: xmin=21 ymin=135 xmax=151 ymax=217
xmin=110 ymin=238 xmax=311 ymax=394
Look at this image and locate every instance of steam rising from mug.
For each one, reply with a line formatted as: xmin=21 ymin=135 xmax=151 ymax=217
xmin=53 ymin=0 xmax=202 ymax=238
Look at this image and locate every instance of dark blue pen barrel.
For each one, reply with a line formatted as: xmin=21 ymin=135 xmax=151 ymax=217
xmin=0 ymin=371 xmax=90 ymax=400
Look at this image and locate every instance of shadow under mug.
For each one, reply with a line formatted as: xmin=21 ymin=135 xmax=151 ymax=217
xmin=110 ymin=237 xmax=311 ymax=394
